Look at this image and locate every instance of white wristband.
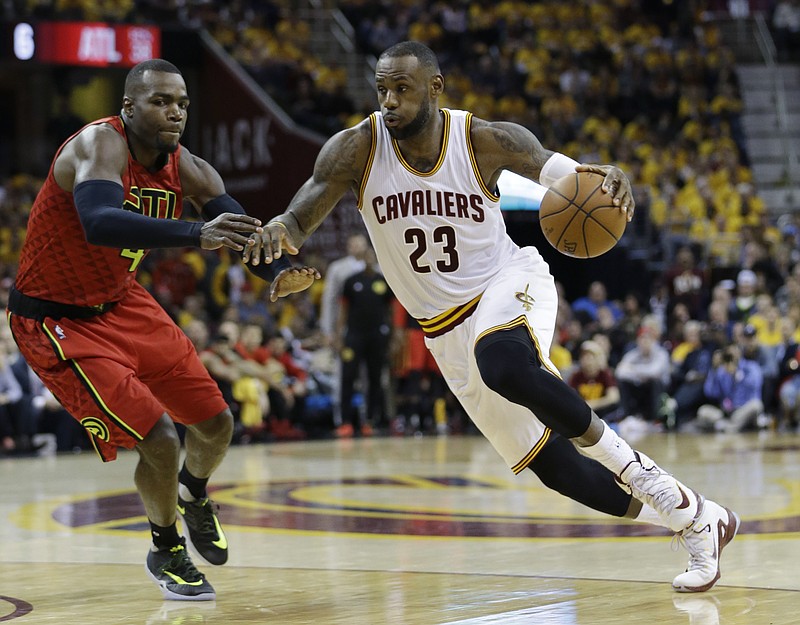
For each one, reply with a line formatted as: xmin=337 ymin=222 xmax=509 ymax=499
xmin=539 ymin=152 xmax=580 ymax=187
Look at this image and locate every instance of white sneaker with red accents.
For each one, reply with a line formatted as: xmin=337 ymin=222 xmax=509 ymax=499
xmin=618 ymin=451 xmax=700 ymax=532
xmin=672 ymin=499 xmax=740 ymax=593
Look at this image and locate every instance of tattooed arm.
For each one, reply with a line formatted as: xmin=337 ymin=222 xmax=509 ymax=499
xmin=469 ymin=119 xmax=553 ymax=193
xmin=471 ymin=118 xmax=634 ymax=214
xmin=243 ymin=119 xmax=374 ymax=265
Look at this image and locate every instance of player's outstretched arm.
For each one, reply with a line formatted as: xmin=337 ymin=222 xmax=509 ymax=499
xmin=61 ymin=125 xmax=263 ymax=250
xmin=469 ymin=119 xmax=554 ymax=188
xmin=471 ymin=119 xmax=634 ymax=219
xmin=182 ymin=147 xmax=321 ymax=296
xmin=243 ymin=120 xmax=373 ymax=266
xmin=180 ymin=148 xmax=265 ymax=251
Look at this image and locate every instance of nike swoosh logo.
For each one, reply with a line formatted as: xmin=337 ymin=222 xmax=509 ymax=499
xmin=164 ymin=571 xmax=204 ymax=586
xmin=212 ymin=516 xmax=228 ymax=550
xmin=675 ymin=486 xmax=691 ymax=510
xmin=177 ymin=501 xmax=227 ymax=550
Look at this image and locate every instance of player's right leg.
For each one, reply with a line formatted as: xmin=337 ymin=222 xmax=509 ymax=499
xmin=616 ymin=446 xmax=739 ymax=593
xmin=531 ymin=433 xmax=739 ymax=592
xmin=475 ymin=326 xmax=739 ymax=592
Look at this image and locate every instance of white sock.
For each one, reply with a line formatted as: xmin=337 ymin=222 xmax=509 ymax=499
xmin=178 ymin=483 xmax=197 ymax=503
xmin=632 ymin=503 xmax=671 ymax=529
xmin=579 ymin=420 xmax=638 ymax=475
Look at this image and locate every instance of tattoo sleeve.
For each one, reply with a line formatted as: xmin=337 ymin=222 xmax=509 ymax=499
xmin=484 ymin=121 xmax=552 ymax=181
xmin=271 ymin=125 xmax=368 ymax=246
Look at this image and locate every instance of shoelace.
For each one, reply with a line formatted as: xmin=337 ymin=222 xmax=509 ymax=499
xmin=188 ymin=499 xmax=220 ymax=537
xmin=627 ymin=465 xmax=680 ymax=518
xmin=671 ymin=524 xmax=713 ymax=572
xmin=165 ymin=544 xmax=204 ymax=582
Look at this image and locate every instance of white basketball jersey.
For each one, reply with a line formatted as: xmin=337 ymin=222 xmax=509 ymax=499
xmin=358 ymin=109 xmax=518 ymax=320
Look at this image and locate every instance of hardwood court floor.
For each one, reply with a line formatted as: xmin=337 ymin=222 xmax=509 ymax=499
xmin=1 ymin=431 xmax=799 ymax=624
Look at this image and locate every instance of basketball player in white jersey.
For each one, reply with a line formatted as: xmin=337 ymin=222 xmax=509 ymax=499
xmin=246 ymin=41 xmax=739 ymax=592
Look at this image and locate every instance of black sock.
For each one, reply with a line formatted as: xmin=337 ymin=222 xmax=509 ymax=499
xmin=179 ymin=463 xmax=208 ymax=500
xmin=150 ymin=521 xmax=181 ymax=550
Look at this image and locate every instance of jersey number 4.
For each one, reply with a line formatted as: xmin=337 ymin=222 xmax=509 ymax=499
xmin=404 ymin=226 xmax=459 ymax=273
xmin=120 ymin=248 xmax=145 ymax=272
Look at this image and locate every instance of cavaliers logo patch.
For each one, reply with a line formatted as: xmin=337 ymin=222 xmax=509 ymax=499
xmin=80 ymin=417 xmax=110 ymax=442
xmin=514 ymin=283 xmax=535 ymax=311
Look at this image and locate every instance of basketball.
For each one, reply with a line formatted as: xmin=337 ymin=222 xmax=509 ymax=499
xmin=538 ymin=171 xmax=627 ymax=259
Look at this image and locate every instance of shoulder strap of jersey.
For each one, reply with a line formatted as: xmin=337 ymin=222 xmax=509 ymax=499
xmin=356 ymin=113 xmax=379 ymax=210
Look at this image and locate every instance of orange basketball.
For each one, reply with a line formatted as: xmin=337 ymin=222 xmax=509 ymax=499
xmin=538 ymin=171 xmax=627 ymax=259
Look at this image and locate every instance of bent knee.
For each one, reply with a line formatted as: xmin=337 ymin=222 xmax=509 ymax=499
xmin=191 ymin=408 xmax=234 ymax=444
xmin=139 ymin=415 xmax=181 ymax=462
xmin=476 ymin=336 xmax=538 ymax=395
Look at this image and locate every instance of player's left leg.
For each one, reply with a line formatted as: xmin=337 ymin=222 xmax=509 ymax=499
xmin=138 ymin=415 xmax=216 ymax=601
xmin=178 ymin=409 xmax=234 ymax=566
xmin=135 ymin=296 xmax=233 ymax=567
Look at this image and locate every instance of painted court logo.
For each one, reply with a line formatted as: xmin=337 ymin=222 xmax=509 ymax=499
xmin=0 ymin=595 xmax=33 ymax=621
xmin=35 ymin=475 xmax=772 ymax=540
xmin=515 ymin=283 xmax=535 ymax=311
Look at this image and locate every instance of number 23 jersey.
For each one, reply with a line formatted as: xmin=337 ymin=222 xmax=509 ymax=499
xmin=358 ymin=109 xmax=517 ymax=320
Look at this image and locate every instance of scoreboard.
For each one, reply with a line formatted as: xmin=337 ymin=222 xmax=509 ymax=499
xmin=6 ymin=21 xmax=160 ymax=67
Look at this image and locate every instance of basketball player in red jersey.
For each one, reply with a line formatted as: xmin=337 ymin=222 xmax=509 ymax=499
xmin=6 ymin=59 xmax=319 ymax=601
xmin=250 ymin=42 xmax=739 ymax=593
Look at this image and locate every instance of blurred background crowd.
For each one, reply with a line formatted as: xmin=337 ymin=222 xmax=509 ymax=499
xmin=1 ymin=0 xmax=800 ymax=455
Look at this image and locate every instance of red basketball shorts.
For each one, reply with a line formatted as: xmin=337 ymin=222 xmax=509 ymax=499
xmin=7 ymin=282 xmax=227 ymax=461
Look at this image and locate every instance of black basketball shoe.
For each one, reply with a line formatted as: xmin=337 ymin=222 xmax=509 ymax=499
xmin=145 ymin=539 xmax=216 ymax=601
xmin=177 ymin=496 xmax=229 ymax=566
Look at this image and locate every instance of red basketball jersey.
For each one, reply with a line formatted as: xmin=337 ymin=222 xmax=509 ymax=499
xmin=15 ymin=116 xmax=185 ymax=306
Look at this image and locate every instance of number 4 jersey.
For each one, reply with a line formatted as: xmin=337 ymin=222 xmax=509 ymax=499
xmin=15 ymin=115 xmax=184 ymax=306
xmin=358 ymin=109 xmax=517 ymax=320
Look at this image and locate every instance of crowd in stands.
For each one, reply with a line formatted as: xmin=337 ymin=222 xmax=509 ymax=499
xmin=2 ymin=1 xmax=800 ymax=455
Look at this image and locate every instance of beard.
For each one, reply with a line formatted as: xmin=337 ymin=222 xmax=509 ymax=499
xmin=387 ymin=101 xmax=432 ymax=140
xmin=155 ymin=137 xmax=180 ymax=153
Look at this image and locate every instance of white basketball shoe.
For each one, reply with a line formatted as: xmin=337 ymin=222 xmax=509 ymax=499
xmin=619 ymin=451 xmax=700 ymax=532
xmin=618 ymin=451 xmax=739 ymax=592
xmin=672 ymin=499 xmax=740 ymax=593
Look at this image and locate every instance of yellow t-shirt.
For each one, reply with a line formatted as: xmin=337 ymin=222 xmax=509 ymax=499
xmin=550 ymin=344 xmax=573 ymax=376
xmin=748 ymin=316 xmax=783 ymax=347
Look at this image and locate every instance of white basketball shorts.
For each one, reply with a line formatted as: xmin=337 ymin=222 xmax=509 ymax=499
xmin=424 ymin=246 xmax=559 ymax=473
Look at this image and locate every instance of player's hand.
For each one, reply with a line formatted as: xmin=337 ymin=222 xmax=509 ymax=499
xmin=576 ymin=164 xmax=635 ymax=221
xmin=199 ymin=212 xmax=263 ymax=251
xmin=244 ymin=221 xmax=300 ymax=266
xmin=268 ymin=266 xmax=321 ymax=302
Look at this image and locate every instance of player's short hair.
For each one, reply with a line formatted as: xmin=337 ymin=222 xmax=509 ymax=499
xmin=379 ymin=41 xmax=440 ymax=74
xmin=124 ymin=59 xmax=182 ymax=95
